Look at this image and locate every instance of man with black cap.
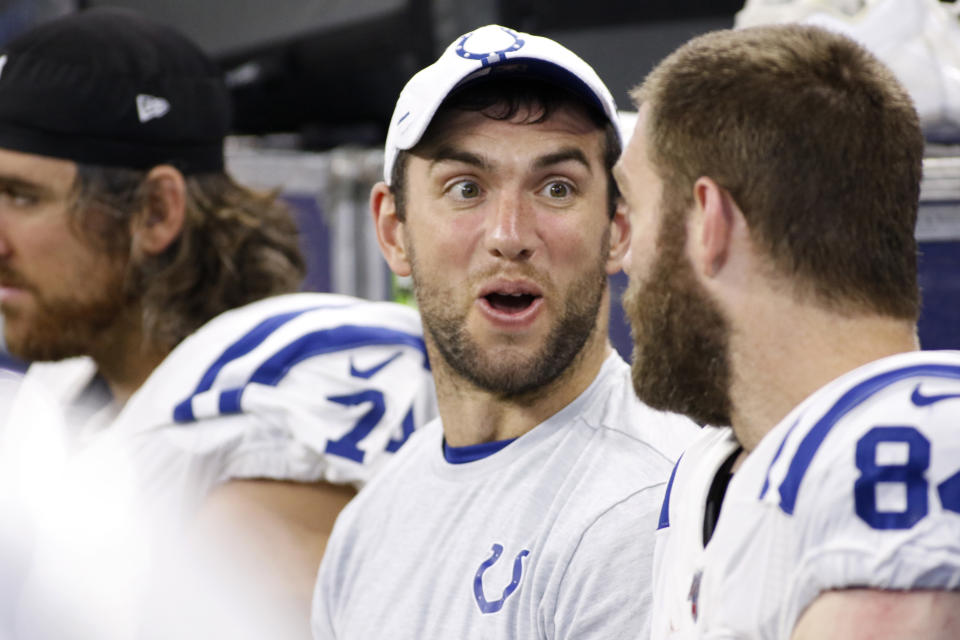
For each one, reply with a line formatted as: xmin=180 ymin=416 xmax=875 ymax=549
xmin=0 ymin=8 xmax=436 ymax=639
xmin=311 ymin=25 xmax=698 ymax=639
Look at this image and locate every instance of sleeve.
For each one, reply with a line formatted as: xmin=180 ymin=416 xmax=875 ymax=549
xmin=549 ymin=484 xmax=664 ymax=640
xmin=788 ymin=397 xmax=960 ymax=610
xmin=166 ymin=301 xmax=437 ymax=489
xmin=215 ymin=342 xmax=435 ymax=487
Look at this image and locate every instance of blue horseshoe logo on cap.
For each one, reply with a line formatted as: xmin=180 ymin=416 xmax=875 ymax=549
xmin=473 ymin=543 xmax=530 ymax=614
xmin=456 ymin=26 xmax=525 ymax=67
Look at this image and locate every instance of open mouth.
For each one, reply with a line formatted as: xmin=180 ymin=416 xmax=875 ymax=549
xmin=484 ymin=292 xmax=539 ymax=313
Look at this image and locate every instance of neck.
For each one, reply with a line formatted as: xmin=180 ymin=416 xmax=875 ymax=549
xmin=729 ymin=298 xmax=919 ymax=452
xmin=433 ymin=319 xmax=612 ymax=447
xmin=89 ymin=305 xmax=170 ymax=409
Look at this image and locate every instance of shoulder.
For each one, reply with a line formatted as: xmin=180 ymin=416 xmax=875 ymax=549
xmin=125 ymin=293 xmax=436 ymax=488
xmin=582 ymin=353 xmax=701 ymax=472
xmin=659 ymin=426 xmax=738 ymax=531
xmin=705 ymin=351 xmax=960 ymax=638
xmin=19 ymin=357 xmax=95 ymax=399
xmin=162 ymin=292 xmax=432 ymax=424
xmin=316 ymin=417 xmax=441 ymax=573
xmin=191 ymin=292 xmax=426 ymax=349
xmin=750 ymin=350 xmax=960 ymax=519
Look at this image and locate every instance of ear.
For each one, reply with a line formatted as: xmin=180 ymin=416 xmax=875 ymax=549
xmin=370 ymin=182 xmax=411 ymax=277
xmin=605 ymin=197 xmax=631 ymax=275
xmin=131 ymin=165 xmax=186 ymax=258
xmin=691 ymin=176 xmax=736 ymax=278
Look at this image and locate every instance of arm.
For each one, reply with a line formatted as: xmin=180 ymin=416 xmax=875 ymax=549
xmin=792 ymin=589 xmax=960 ymax=640
xmin=169 ymin=478 xmax=356 ymax=640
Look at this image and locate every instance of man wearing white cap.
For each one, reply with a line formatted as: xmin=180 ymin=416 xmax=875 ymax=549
xmin=312 ymin=25 xmax=698 ymax=639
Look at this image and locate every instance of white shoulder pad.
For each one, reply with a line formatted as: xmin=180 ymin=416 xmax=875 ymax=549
xmin=701 ymin=351 xmax=960 ymax=639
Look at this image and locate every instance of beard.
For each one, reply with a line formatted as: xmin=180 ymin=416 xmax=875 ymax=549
xmin=624 ymin=205 xmax=732 ymax=426
xmin=1 ymin=263 xmax=131 ymax=363
xmin=411 ymin=239 xmax=609 ymax=399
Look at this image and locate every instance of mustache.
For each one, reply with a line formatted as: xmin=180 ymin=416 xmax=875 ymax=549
xmin=0 ymin=264 xmax=32 ymax=291
xmin=472 ymin=263 xmax=553 ymax=287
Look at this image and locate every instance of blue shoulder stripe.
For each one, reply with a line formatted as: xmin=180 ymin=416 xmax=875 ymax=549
xmin=173 ymin=306 xmax=331 ymax=422
xmin=770 ymin=363 xmax=960 ymax=516
xmin=658 ymin=454 xmax=683 ymax=530
xmin=248 ymin=325 xmax=429 ymax=387
xmin=173 ymin=307 xmax=428 ymax=423
xmin=758 ymin=415 xmax=802 ymax=501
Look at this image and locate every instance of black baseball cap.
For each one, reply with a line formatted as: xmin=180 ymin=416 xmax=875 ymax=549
xmin=0 ymin=7 xmax=230 ymax=173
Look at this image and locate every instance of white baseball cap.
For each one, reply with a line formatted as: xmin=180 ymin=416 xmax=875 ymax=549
xmin=382 ymin=24 xmax=620 ymax=184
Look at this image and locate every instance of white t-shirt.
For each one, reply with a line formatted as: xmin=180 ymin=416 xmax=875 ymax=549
xmin=312 ymin=352 xmax=699 ymax=640
xmin=0 ymin=292 xmax=437 ymax=640
xmin=652 ymin=350 xmax=960 ymax=639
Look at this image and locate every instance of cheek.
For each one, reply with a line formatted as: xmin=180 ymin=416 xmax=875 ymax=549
xmin=624 ymin=230 xmax=654 ymax=284
xmin=408 ymin=214 xmax=480 ymax=271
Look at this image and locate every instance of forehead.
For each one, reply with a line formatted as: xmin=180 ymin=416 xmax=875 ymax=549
xmin=417 ymin=103 xmax=608 ymax=164
xmin=0 ymin=146 xmax=77 ymax=192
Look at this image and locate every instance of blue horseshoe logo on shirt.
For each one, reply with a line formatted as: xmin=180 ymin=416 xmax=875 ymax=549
xmin=473 ymin=543 xmax=530 ymax=614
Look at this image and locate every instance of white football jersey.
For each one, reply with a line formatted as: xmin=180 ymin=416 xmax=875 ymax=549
xmin=653 ymin=350 xmax=960 ymax=639
xmin=651 ymin=426 xmax=740 ymax=640
xmin=313 ymin=353 xmax=700 ymax=640
xmin=0 ymin=292 xmax=437 ymax=640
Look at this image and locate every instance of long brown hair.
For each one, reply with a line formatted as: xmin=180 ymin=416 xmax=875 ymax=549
xmin=71 ymin=165 xmax=305 ymax=351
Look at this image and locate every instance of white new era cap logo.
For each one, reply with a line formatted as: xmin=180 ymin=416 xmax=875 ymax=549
xmin=136 ymin=94 xmax=170 ymax=123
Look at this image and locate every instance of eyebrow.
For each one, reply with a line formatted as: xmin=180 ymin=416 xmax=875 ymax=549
xmin=429 ymin=146 xmax=491 ymax=172
xmin=428 ymin=145 xmax=593 ymax=174
xmin=532 ymin=147 xmax=592 ymax=173
xmin=0 ymin=175 xmax=54 ymax=197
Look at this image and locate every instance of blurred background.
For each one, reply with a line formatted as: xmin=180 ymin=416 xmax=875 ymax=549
xmin=1 ymin=0 xmax=958 ymax=365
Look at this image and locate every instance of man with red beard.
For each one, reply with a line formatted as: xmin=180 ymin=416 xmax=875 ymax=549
xmin=0 ymin=8 xmax=436 ymax=640
xmin=615 ymin=24 xmax=960 ymax=640
xmin=311 ymin=24 xmax=698 ymax=640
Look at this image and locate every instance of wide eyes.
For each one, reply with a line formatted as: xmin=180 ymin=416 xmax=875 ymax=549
xmin=453 ymin=181 xmax=480 ymax=200
xmin=442 ymin=178 xmax=578 ymax=204
xmin=0 ymin=186 xmax=38 ymax=209
xmin=546 ymin=182 xmax=571 ymax=199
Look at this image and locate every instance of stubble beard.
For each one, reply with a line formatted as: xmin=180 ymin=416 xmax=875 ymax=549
xmin=411 ymin=242 xmax=609 ymax=399
xmin=624 ymin=205 xmax=733 ymax=427
xmin=1 ymin=263 xmax=132 ymax=363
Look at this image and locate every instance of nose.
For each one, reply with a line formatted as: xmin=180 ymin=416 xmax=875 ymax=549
xmin=485 ymin=190 xmax=536 ymax=261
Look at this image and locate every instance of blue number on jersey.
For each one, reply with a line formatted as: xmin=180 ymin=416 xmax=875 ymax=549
xmin=854 ymin=426 xmax=930 ymax=529
xmin=385 ymin=407 xmax=416 ymax=453
xmin=325 ymin=390 xmax=386 ymax=463
xmin=324 ymin=395 xmax=418 ymax=463
xmin=854 ymin=425 xmax=960 ymax=529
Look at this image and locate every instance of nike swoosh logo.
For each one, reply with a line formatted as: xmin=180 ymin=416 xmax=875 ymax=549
xmin=349 ymin=350 xmax=403 ymax=379
xmin=910 ymin=383 xmax=960 ymax=407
